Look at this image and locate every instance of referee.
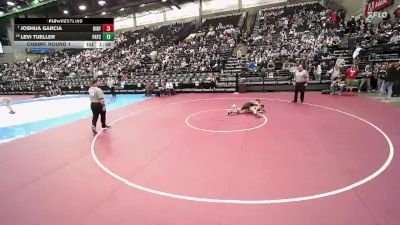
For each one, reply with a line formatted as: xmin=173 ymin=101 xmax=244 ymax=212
xmin=292 ymin=64 xmax=309 ymax=103
xmin=89 ymin=79 xmax=110 ymax=134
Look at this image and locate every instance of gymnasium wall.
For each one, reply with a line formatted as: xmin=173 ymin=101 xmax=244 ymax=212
xmin=114 ymin=0 xmax=288 ymax=30
xmin=340 ymin=0 xmax=400 ymax=19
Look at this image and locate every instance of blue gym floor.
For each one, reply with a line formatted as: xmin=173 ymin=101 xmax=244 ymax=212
xmin=0 ymin=94 xmax=148 ymax=143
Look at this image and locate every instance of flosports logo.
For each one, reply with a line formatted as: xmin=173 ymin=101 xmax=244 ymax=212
xmin=367 ymin=11 xmax=389 ymax=19
xmin=364 ymin=0 xmax=394 ymax=16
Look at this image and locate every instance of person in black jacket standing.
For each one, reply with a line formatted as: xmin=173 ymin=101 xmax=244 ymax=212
xmin=380 ymin=62 xmax=400 ymax=101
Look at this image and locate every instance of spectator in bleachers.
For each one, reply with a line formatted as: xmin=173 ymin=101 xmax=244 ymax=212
xmin=348 ymin=16 xmax=357 ymax=33
xmin=358 ymin=65 xmax=372 ymax=93
xmin=166 ymin=80 xmax=175 ymax=95
xmin=282 ymin=60 xmax=290 ymax=71
xmin=107 ymin=76 xmax=116 ymax=98
xmin=331 ymin=10 xmax=338 ymax=26
xmin=330 ymin=73 xmax=345 ymax=95
xmin=248 ymin=61 xmax=257 ymax=72
xmin=315 ymin=63 xmax=322 ymax=81
xmin=352 ymin=45 xmax=363 ymax=64
xmin=380 ymin=62 xmax=400 ymax=101
xmin=207 ymin=73 xmax=216 ymax=90
xmin=344 ymin=64 xmax=359 ymax=92
xmin=375 ymin=64 xmax=388 ymax=92
xmin=289 ymin=63 xmax=297 ymax=76
xmin=395 ymin=5 xmax=400 ymax=23
xmin=389 ymin=30 xmax=400 ymax=43
xmin=267 ymin=60 xmax=275 ymax=71
xmin=237 ymin=49 xmax=242 ymax=60
xmin=145 ymin=81 xmax=153 ymax=97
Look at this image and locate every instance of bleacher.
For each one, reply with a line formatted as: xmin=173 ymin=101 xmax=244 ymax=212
xmin=1 ymin=1 xmax=399 ymax=95
xmin=0 ymin=15 xmax=247 ymax=94
xmin=236 ymin=2 xmax=335 ymax=90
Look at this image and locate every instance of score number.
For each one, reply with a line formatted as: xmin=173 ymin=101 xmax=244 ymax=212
xmin=102 ymin=32 xmax=115 ymax=41
xmin=102 ymin=24 xmax=114 ymax=32
xmin=102 ymin=24 xmax=115 ymax=41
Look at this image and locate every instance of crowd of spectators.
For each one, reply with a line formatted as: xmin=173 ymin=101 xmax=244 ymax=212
xmin=145 ymin=14 xmax=242 ymax=74
xmin=152 ymin=22 xmax=239 ymax=73
xmin=347 ymin=15 xmax=400 ymax=51
xmin=0 ymin=14 xmax=245 ymax=95
xmin=243 ymin=2 xmax=400 ymax=83
xmin=0 ymin=3 xmax=399 ymax=96
xmin=329 ymin=61 xmax=400 ymax=100
xmin=0 ymin=22 xmax=189 ymax=95
xmin=245 ymin=3 xmax=343 ymax=75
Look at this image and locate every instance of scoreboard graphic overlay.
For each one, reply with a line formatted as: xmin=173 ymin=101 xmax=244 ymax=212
xmin=14 ymin=18 xmax=115 ymax=49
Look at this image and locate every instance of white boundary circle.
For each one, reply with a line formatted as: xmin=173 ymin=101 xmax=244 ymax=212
xmin=91 ymin=97 xmax=395 ymax=204
xmin=185 ymin=108 xmax=268 ymax=133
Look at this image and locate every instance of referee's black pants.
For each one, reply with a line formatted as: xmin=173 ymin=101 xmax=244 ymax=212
xmin=293 ymin=82 xmax=306 ymax=102
xmin=91 ymin=102 xmax=107 ymax=128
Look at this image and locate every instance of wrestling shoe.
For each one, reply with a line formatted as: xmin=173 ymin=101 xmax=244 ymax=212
xmin=102 ymin=125 xmax=111 ymax=129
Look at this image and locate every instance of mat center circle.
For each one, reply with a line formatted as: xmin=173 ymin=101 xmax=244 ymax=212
xmin=91 ymin=98 xmax=394 ymax=204
xmin=185 ymin=109 xmax=268 ymax=133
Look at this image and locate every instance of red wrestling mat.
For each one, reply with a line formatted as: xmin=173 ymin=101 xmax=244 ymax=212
xmin=0 ymin=92 xmax=399 ymax=225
